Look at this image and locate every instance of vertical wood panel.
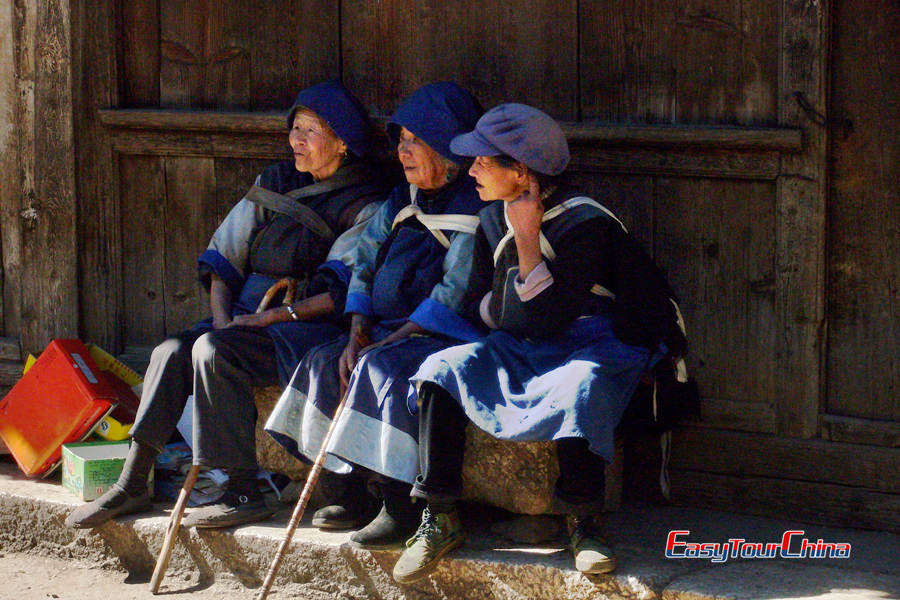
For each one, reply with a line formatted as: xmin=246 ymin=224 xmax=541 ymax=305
xmin=214 ymin=157 xmax=274 ymax=223
xmin=580 ymin=0 xmax=778 ymax=125
xmin=120 ymin=0 xmax=159 ymax=106
xmin=827 ymin=0 xmax=900 ymax=421
xmin=0 ymin=0 xmax=18 ymax=334
xmin=563 ymin=172 xmax=654 ymax=251
xmin=163 ymin=156 xmax=217 ymax=333
xmin=159 ymin=0 xmax=206 ymax=107
xmin=120 ymin=155 xmax=167 ymax=345
xmin=293 ymin=0 xmax=341 ymax=101
xmin=774 ymin=0 xmax=829 ymax=437
xmin=655 ymin=178 xmax=777 ymax=425
xmin=72 ymin=0 xmax=121 ymax=352
xmin=21 ymin=0 xmax=79 ymax=353
xmin=342 ymin=0 xmax=578 ymax=119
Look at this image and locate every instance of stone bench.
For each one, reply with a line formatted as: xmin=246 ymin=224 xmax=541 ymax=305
xmin=254 ymin=386 xmax=623 ymax=515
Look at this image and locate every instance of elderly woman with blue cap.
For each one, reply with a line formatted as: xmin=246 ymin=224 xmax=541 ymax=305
xmin=265 ymin=82 xmax=483 ymax=548
xmin=65 ymin=80 xmax=388 ymax=529
xmin=392 ymin=104 xmax=689 ymax=582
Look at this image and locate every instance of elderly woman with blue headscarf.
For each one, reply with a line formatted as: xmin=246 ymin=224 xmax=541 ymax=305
xmin=66 ymin=80 xmax=388 ymax=530
xmin=392 ymin=104 xmax=689 ymax=582
xmin=265 ymin=82 xmax=483 ymax=549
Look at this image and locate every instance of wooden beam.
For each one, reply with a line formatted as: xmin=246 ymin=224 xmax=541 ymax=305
xmin=0 ymin=337 xmax=20 ymax=361
xmin=774 ymin=0 xmax=830 ymax=438
xmin=0 ymin=0 xmax=15 ymax=334
xmin=97 ymin=108 xmax=803 ymax=152
xmin=822 ymin=415 xmax=900 ymax=448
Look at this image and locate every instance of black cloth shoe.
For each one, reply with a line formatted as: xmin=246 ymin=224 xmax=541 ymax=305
xmin=182 ymin=490 xmax=275 ymax=529
xmin=349 ymin=480 xmax=422 ymax=550
xmin=65 ymin=484 xmax=152 ymax=529
xmin=311 ymin=472 xmax=372 ymax=530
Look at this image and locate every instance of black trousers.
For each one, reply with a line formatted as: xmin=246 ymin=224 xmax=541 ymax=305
xmin=410 ymin=382 xmax=607 ymax=513
xmin=129 ymin=326 xmax=279 ymax=471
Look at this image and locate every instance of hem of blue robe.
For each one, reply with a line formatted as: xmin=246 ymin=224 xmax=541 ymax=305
xmin=326 ymin=406 xmax=419 ymax=484
xmin=318 ymin=259 xmax=351 ymax=285
xmin=409 ymin=297 xmax=483 ymax=342
xmin=263 ymin=385 xmax=352 ymax=474
xmin=198 ymin=249 xmax=244 ymax=296
xmin=344 ymin=292 xmax=374 ymax=317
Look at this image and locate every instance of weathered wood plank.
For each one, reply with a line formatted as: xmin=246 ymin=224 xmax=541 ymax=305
xmin=580 ymin=0 xmax=779 ymax=125
xmin=292 ymin=0 xmax=340 ymax=100
xmin=119 ymin=155 xmax=167 ymax=346
xmin=159 ymin=0 xmax=206 ymax=108
xmin=162 ymin=156 xmax=217 ymax=333
xmin=342 ymin=0 xmax=578 ymax=119
xmin=0 ymin=337 xmax=21 ymax=362
xmin=0 ymin=0 xmax=17 ymax=334
xmin=774 ymin=0 xmax=829 ymax=438
xmin=654 ymin=177 xmax=778 ymax=425
xmin=561 ymin=173 xmax=654 ymax=251
xmin=19 ymin=0 xmax=79 ymax=353
xmin=1 ymin=0 xmax=37 ymax=343
xmin=0 ymin=360 xmax=22 ymax=387
xmin=697 ymin=397 xmax=777 ymax=434
xmin=569 ymin=147 xmax=781 ymax=181
xmin=826 ymin=0 xmax=900 ymax=422
xmin=823 ymin=415 xmax=900 ymax=449
xmin=642 ymin=427 xmax=900 ymax=492
xmin=120 ymin=0 xmax=159 ymax=106
xmin=109 ymin=132 xmax=290 ymax=160
xmin=628 ymin=464 xmax=900 ymax=533
xmin=71 ymin=0 xmax=121 ymax=352
xmin=213 ymin=157 xmax=274 ymax=225
xmin=97 ymin=109 xmax=803 ymax=151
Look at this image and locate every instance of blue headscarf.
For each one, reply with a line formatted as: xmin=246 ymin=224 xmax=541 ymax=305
xmin=286 ymin=80 xmax=372 ymax=158
xmin=388 ymin=82 xmax=483 ymax=164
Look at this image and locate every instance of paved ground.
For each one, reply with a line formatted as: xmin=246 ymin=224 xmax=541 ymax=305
xmin=2 ymin=459 xmax=900 ymax=599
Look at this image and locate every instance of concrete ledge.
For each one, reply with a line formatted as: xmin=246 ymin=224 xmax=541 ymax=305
xmin=2 ymin=462 xmax=900 ymax=599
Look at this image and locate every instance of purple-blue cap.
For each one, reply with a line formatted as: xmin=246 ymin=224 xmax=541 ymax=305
xmin=449 ymin=103 xmax=570 ymax=175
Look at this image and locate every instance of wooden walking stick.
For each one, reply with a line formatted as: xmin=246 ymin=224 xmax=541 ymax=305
xmin=255 ymin=389 xmax=351 ymax=600
xmin=150 ymin=463 xmax=201 ymax=594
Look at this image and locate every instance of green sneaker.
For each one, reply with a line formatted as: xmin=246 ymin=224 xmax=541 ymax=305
xmin=392 ymin=507 xmax=465 ymax=584
xmin=569 ymin=516 xmax=616 ymax=574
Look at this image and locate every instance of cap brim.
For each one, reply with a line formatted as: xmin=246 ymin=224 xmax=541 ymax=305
xmin=450 ymin=129 xmax=502 ymax=157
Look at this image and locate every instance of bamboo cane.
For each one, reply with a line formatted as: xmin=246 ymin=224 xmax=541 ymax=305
xmin=150 ymin=463 xmax=201 ymax=594
xmin=255 ymin=389 xmax=350 ymax=600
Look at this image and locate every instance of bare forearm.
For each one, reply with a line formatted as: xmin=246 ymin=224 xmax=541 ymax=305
xmin=209 ymin=275 xmax=232 ymax=327
xmin=514 ymin=230 xmax=543 ymax=279
xmin=380 ymin=320 xmax=425 ymax=345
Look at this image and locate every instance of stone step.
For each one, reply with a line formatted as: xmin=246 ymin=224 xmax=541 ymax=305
xmin=1 ymin=461 xmax=898 ymax=600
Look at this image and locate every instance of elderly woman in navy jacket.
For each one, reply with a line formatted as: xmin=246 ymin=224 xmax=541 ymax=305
xmin=266 ymin=82 xmax=483 ymax=548
xmin=66 ymin=81 xmax=387 ymax=529
xmin=392 ymin=104 xmax=688 ymax=582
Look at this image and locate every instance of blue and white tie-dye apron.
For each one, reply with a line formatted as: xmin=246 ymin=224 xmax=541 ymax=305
xmin=409 ymin=311 xmax=657 ymax=463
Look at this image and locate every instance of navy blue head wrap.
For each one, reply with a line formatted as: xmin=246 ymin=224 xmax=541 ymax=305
xmin=286 ymin=80 xmax=372 ymax=158
xmin=388 ymin=82 xmax=483 ymax=164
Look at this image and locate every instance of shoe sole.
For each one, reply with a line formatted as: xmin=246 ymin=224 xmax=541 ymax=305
xmin=346 ymin=537 xmax=408 ymax=551
xmin=186 ymin=508 xmax=276 ymax=529
xmin=392 ymin=535 xmax=465 ymax=584
xmin=311 ymin=517 xmax=363 ymax=530
xmin=65 ymin=496 xmax=153 ymax=529
xmin=576 ymin=556 xmax=617 ymax=575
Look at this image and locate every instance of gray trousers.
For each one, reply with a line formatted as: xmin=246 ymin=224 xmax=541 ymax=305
xmin=129 ymin=326 xmax=278 ymax=471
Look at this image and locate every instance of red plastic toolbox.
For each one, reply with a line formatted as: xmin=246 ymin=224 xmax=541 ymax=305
xmin=0 ymin=339 xmax=116 ymax=476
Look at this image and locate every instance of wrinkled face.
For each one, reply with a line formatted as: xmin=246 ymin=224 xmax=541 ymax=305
xmin=289 ymin=109 xmax=347 ymax=180
xmin=468 ymin=156 xmax=526 ymax=202
xmin=397 ymin=127 xmax=452 ymax=190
